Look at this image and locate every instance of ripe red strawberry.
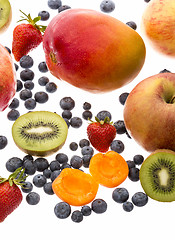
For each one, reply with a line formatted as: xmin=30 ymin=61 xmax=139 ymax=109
xmin=87 ymin=117 xmax=116 ymax=152
xmin=0 ymin=167 xmax=27 ymax=223
xmin=12 ymin=10 xmax=46 ymax=61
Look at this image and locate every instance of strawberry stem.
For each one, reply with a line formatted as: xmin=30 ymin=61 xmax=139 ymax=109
xmin=17 ymin=10 xmax=47 ymax=34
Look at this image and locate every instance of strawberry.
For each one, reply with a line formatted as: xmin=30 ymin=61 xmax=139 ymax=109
xmin=0 ymin=167 xmax=27 ymax=223
xmin=87 ymin=117 xmax=117 ymax=153
xmin=12 ymin=10 xmax=47 ymax=61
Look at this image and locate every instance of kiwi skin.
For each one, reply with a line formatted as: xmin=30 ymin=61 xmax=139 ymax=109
xmin=140 ymin=149 xmax=175 ymax=202
xmin=0 ymin=2 xmax=12 ymax=34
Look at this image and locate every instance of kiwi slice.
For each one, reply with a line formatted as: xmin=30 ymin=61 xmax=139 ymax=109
xmin=12 ymin=111 xmax=68 ymax=157
xmin=0 ymin=0 xmax=11 ymax=31
xmin=140 ymin=150 xmax=175 ymax=202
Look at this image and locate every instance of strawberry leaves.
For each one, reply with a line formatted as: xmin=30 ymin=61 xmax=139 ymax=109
xmin=18 ymin=10 xmax=47 ymax=33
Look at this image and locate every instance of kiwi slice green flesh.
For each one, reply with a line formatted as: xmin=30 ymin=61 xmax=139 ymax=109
xmin=12 ymin=111 xmax=68 ymax=157
xmin=0 ymin=0 xmax=11 ymax=29
xmin=140 ymin=151 xmax=175 ymax=202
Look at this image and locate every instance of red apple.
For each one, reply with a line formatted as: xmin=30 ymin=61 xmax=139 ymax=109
xmin=0 ymin=43 xmax=16 ymax=111
xmin=124 ymin=72 xmax=175 ymax=152
xmin=43 ymin=8 xmax=146 ymax=93
xmin=141 ymin=0 xmax=175 ymax=57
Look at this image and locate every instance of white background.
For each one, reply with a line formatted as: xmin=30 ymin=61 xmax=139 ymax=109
xmin=0 ymin=0 xmax=174 ymax=239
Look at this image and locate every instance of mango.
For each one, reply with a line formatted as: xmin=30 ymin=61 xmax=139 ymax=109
xmin=43 ymin=9 xmax=146 ymax=93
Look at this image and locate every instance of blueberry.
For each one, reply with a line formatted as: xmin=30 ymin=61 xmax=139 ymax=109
xmin=34 ymin=91 xmax=49 ymax=103
xmin=49 ymin=160 xmax=60 ymax=171
xmin=82 ymin=155 xmax=92 ymax=168
xmin=81 ymin=205 xmax=92 ymax=216
xmin=24 ymin=80 xmax=34 ymax=90
xmin=34 ymin=157 xmax=49 ymax=172
xmin=23 ymin=154 xmax=34 ymax=162
xmin=20 ymin=55 xmax=34 ymax=68
xmin=126 ymin=21 xmax=137 ymax=30
xmin=79 ymin=139 xmax=90 ymax=148
xmin=45 ymin=82 xmax=57 ymax=93
xmin=159 ymin=69 xmax=171 ymax=73
xmin=70 ymin=117 xmax=82 ymax=128
xmin=100 ymin=0 xmax=115 ymax=13
xmin=23 ymin=160 xmax=37 ymax=175
xmin=43 ymin=182 xmax=54 ymax=195
xmin=91 ymin=199 xmax=107 ymax=214
xmin=60 ymin=97 xmax=75 ymax=110
xmin=62 ymin=110 xmax=72 ymax=119
xmin=4 ymin=46 xmax=11 ymax=54
xmin=38 ymin=61 xmax=48 ymax=73
xmin=43 ymin=169 xmax=52 ymax=179
xmin=132 ymin=192 xmax=148 ymax=207
xmin=70 ymin=155 xmax=83 ymax=169
xmin=50 ymin=170 xmax=61 ymax=181
xmin=63 ymin=118 xmax=70 ymax=128
xmin=6 ymin=157 xmax=23 ymax=172
xmin=112 ymin=188 xmax=129 ymax=203
xmin=60 ymin=163 xmax=71 ymax=170
xmin=122 ymin=201 xmax=134 ymax=212
xmin=20 ymin=69 xmax=34 ymax=81
xmin=21 ymin=181 xmax=33 ymax=193
xmin=81 ymin=146 xmax=94 ymax=156
xmin=19 ymin=89 xmax=32 ymax=101
xmin=133 ymin=154 xmax=144 ymax=165
xmin=38 ymin=10 xmax=50 ymax=21
xmin=96 ymin=110 xmax=112 ymax=121
xmin=26 ymin=192 xmax=40 ymax=205
xmin=38 ymin=76 xmax=49 ymax=86
xmin=119 ymin=92 xmax=129 ymax=105
xmin=14 ymin=63 xmax=19 ymax=71
xmin=54 ymin=202 xmax=71 ymax=219
xmin=126 ymin=160 xmax=135 ymax=169
xmin=128 ymin=167 xmax=140 ymax=182
xmin=9 ymin=98 xmax=19 ymax=109
xmin=24 ymin=98 xmax=36 ymax=110
xmin=110 ymin=140 xmax=125 ymax=153
xmin=55 ymin=153 xmax=68 ymax=164
xmin=83 ymin=102 xmax=91 ymax=110
xmin=7 ymin=109 xmax=20 ymax=121
xmin=58 ymin=5 xmax=71 ymax=12
xmin=33 ymin=174 xmax=47 ymax=188
xmin=48 ymin=0 xmax=62 ymax=9
xmin=16 ymin=80 xmax=23 ymax=92
xmin=82 ymin=110 xmax=93 ymax=120
xmin=69 ymin=142 xmax=78 ymax=151
xmin=71 ymin=210 xmax=83 ymax=223
xmin=0 ymin=135 xmax=8 ymax=149
xmin=113 ymin=120 xmax=126 ymax=134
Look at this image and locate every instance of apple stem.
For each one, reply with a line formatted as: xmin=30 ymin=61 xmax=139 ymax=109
xmin=170 ymin=96 xmax=175 ymax=104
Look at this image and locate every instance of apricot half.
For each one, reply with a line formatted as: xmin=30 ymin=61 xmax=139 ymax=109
xmin=89 ymin=151 xmax=129 ymax=188
xmin=52 ymin=168 xmax=99 ymax=206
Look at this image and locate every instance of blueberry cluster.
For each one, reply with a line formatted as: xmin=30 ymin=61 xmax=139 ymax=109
xmin=5 ymin=52 xmax=58 ymax=120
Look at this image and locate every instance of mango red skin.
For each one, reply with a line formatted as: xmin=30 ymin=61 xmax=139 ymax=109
xmin=0 ymin=44 xmax=16 ymax=111
xmin=43 ymin=9 xmax=146 ymax=93
xmin=123 ymin=73 xmax=175 ymax=152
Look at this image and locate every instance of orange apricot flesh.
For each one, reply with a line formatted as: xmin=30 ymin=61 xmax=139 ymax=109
xmin=52 ymin=168 xmax=99 ymax=206
xmin=89 ymin=151 xmax=129 ymax=188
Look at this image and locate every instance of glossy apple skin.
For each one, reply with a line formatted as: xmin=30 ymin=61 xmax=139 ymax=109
xmin=141 ymin=0 xmax=175 ymax=57
xmin=124 ymin=73 xmax=175 ymax=152
xmin=43 ymin=9 xmax=146 ymax=93
xmin=0 ymin=44 xmax=16 ymax=111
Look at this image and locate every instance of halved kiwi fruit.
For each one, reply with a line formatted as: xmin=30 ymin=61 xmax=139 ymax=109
xmin=0 ymin=0 xmax=12 ymax=33
xmin=140 ymin=150 xmax=175 ymax=202
xmin=12 ymin=111 xmax=68 ymax=157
